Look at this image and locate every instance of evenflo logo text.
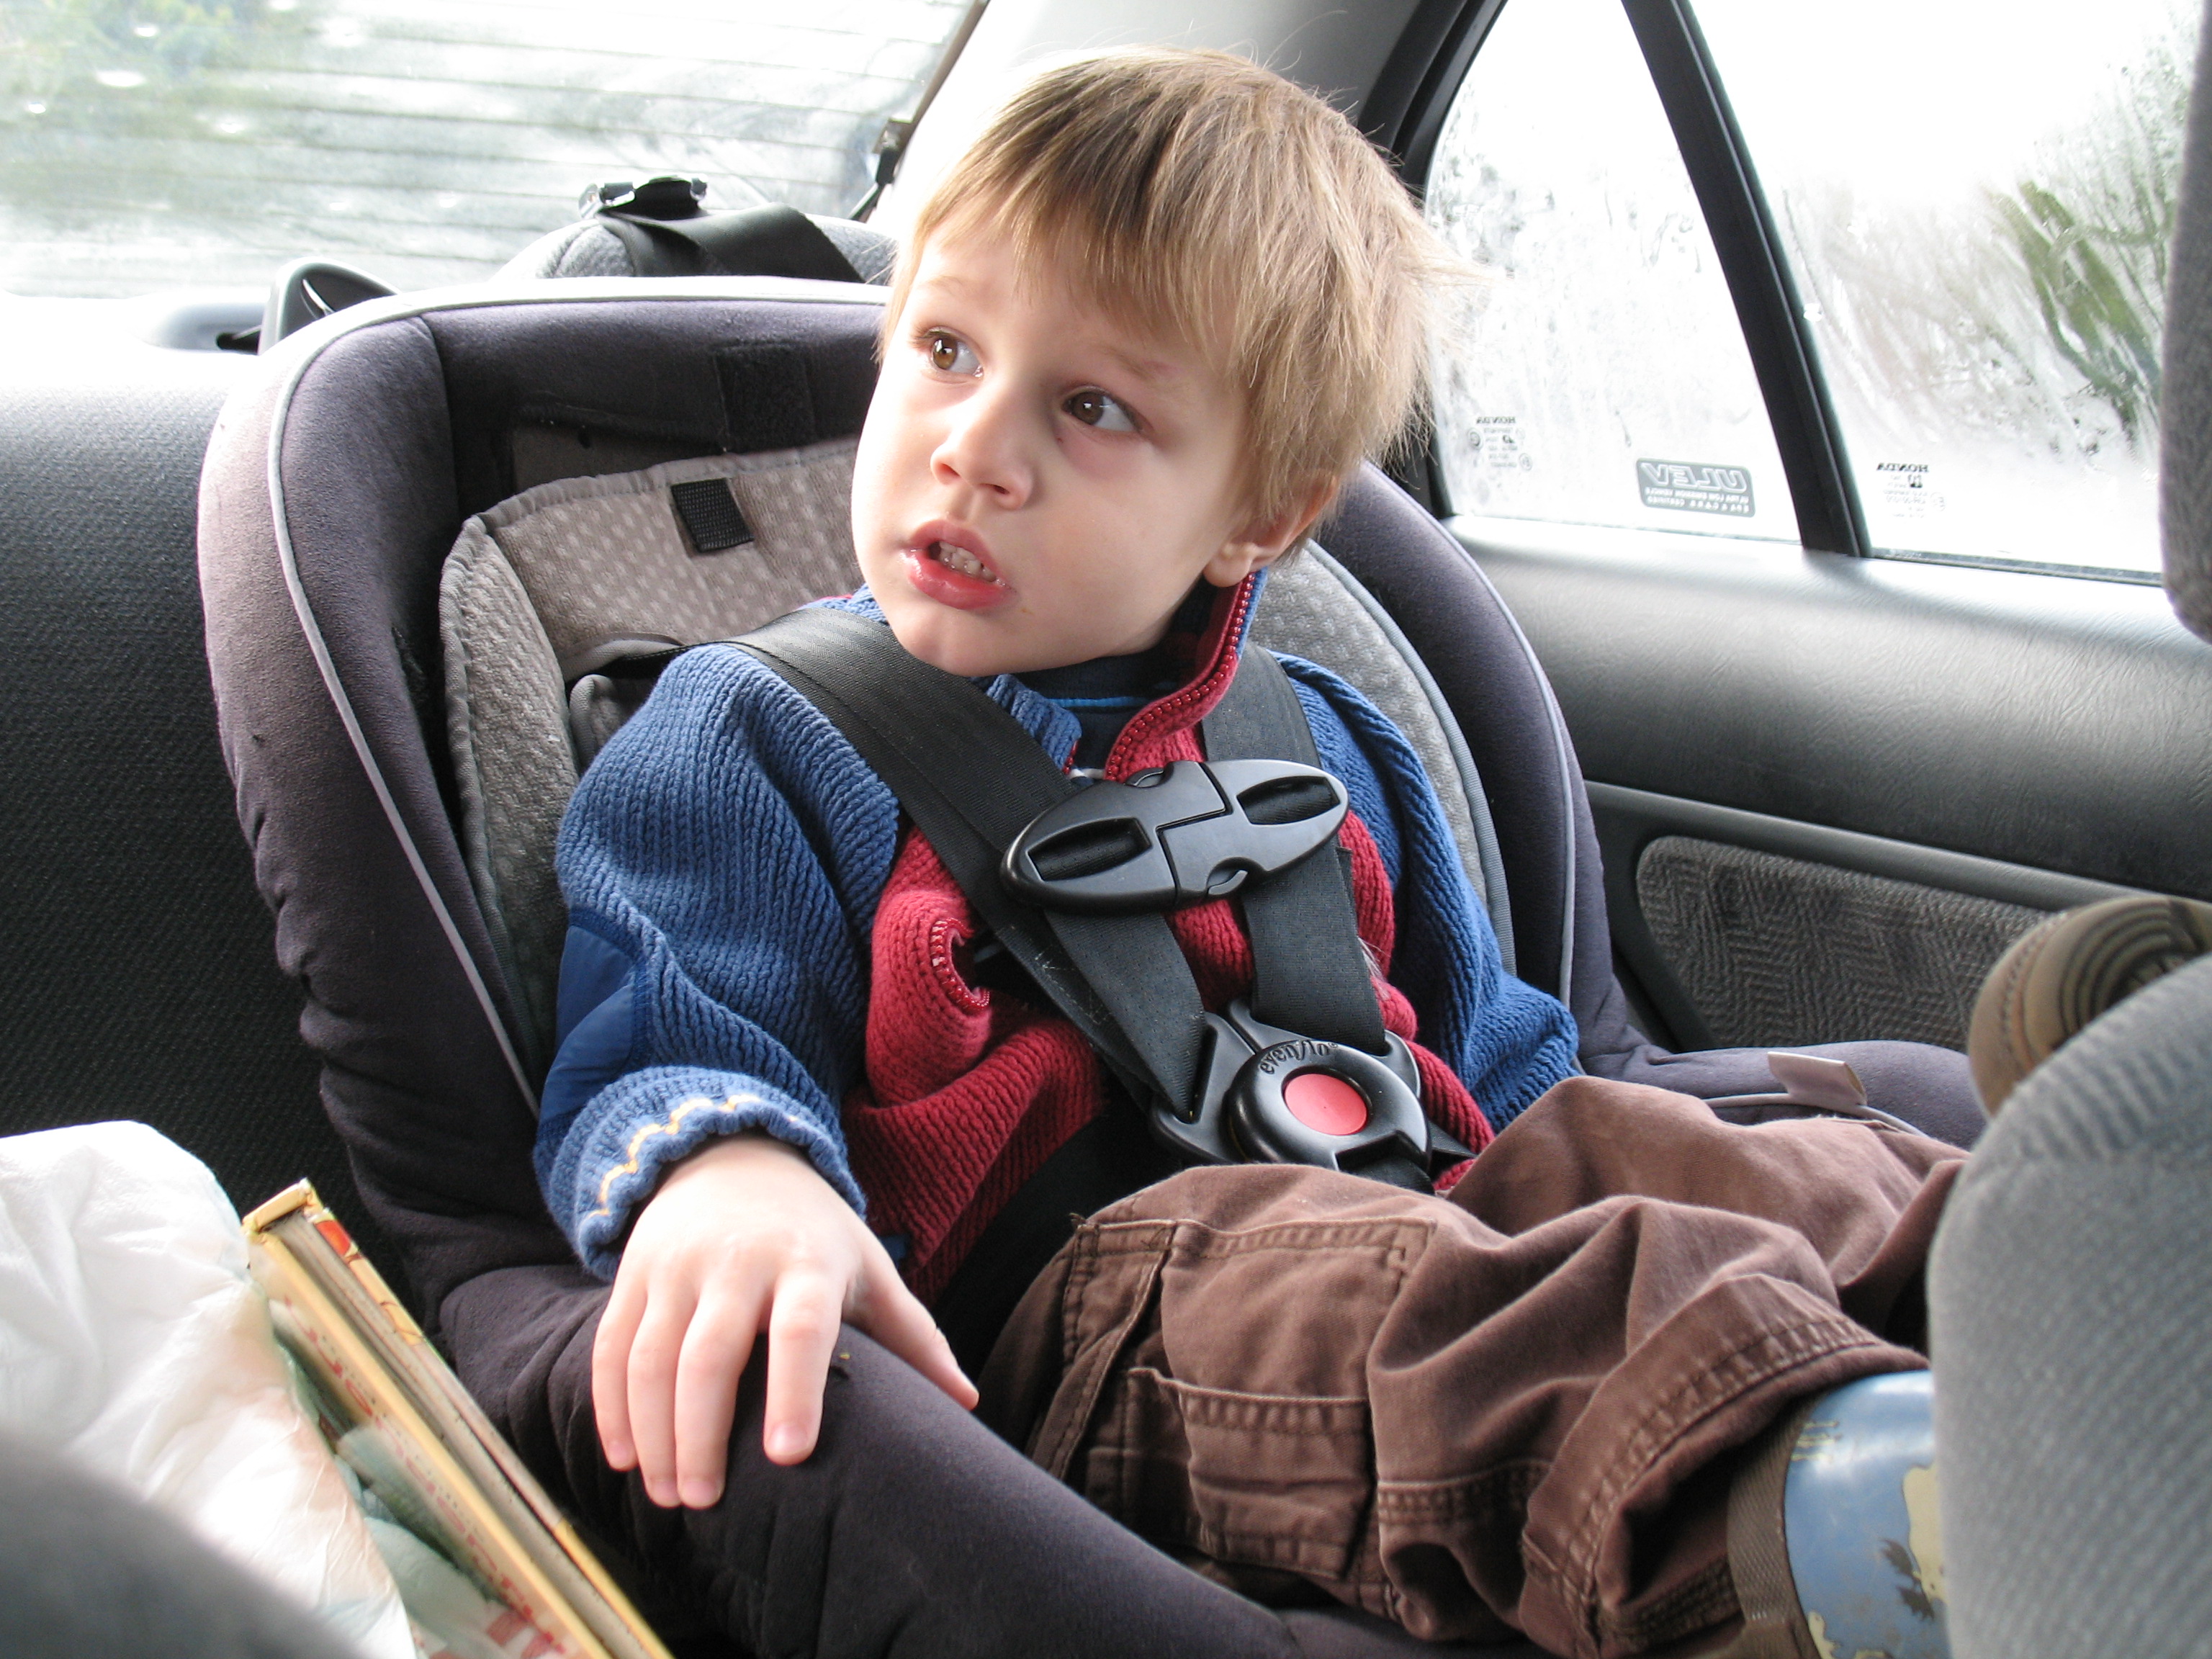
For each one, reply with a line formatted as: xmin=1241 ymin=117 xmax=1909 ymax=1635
xmin=1636 ymin=459 xmax=1755 ymax=517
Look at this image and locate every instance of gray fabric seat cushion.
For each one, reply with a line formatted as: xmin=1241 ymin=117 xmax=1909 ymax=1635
xmin=1936 ymin=5 xmax=2212 ymax=1646
xmin=1929 ymin=953 xmax=2212 ymax=1659
xmin=441 ymin=440 xmax=864 ymax=1076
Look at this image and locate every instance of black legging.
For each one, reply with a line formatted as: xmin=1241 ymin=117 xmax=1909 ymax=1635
xmin=442 ymin=1264 xmax=1510 ymax=1659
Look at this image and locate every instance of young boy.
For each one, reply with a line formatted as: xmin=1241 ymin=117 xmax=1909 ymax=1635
xmin=534 ymin=49 xmax=1957 ymax=1658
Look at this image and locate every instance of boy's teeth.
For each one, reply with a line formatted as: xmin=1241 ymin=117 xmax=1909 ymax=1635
xmin=932 ymin=541 xmax=999 ymax=583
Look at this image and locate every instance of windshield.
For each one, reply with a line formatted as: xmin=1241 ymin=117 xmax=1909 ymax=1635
xmin=0 ymin=0 xmax=966 ymax=297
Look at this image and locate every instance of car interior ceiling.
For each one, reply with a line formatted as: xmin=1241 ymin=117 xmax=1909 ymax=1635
xmin=0 ymin=0 xmax=2208 ymax=1648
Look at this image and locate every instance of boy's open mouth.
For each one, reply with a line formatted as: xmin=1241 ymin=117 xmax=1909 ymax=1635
xmin=899 ymin=525 xmax=1013 ymax=611
xmin=928 ymin=540 xmax=1002 ymax=585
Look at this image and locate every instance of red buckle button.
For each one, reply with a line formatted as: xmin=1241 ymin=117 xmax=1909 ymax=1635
xmin=1282 ymin=1071 xmax=1368 ymax=1136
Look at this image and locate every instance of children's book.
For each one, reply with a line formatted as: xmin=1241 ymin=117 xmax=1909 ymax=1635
xmin=244 ymin=1181 xmax=672 ymax=1659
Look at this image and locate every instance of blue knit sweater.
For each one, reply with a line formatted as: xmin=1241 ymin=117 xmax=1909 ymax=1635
xmin=538 ymin=590 xmax=1579 ymax=1277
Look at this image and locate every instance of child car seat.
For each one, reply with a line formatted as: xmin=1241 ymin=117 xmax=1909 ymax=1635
xmin=436 ymin=426 xmax=1519 ymax=1086
xmin=197 ymin=270 xmax=1981 ymax=1654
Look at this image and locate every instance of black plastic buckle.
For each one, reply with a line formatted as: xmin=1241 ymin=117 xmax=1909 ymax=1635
xmin=1002 ymin=759 xmax=1347 ymax=914
xmin=578 ymin=176 xmax=708 ymax=219
xmin=1148 ymin=999 xmax=1434 ymax=1187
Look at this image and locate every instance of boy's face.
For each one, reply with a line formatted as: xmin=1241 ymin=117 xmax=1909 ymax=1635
xmin=850 ymin=228 xmax=1310 ymax=678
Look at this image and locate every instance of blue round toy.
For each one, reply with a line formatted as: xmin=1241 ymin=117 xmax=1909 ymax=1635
xmin=1782 ymin=1371 xmax=1948 ymax=1658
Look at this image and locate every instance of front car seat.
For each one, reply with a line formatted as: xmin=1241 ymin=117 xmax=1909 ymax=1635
xmin=1927 ymin=0 xmax=2212 ymax=1648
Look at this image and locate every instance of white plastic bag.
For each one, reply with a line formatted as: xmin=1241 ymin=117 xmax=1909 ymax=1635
xmin=0 ymin=1120 xmax=413 ymax=1659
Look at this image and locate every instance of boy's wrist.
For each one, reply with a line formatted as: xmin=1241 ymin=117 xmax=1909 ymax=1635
xmin=658 ymin=1128 xmax=817 ymax=1193
xmin=556 ymin=1072 xmax=867 ymax=1280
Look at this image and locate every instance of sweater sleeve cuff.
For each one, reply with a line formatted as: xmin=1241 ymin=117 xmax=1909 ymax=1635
xmin=544 ymin=1067 xmax=865 ymax=1279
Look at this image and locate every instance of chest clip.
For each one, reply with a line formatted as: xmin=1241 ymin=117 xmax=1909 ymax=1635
xmin=1003 ymin=758 xmax=1347 ymax=914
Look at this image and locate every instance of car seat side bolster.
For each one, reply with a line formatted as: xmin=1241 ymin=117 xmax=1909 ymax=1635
xmin=200 ymin=327 xmax=563 ymax=1322
xmin=261 ymin=315 xmax=539 ymax=1112
xmin=1318 ymin=467 xmax=1593 ymax=1011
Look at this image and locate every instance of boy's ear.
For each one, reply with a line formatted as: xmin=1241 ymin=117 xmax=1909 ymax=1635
xmin=1202 ymin=477 xmax=1339 ymax=587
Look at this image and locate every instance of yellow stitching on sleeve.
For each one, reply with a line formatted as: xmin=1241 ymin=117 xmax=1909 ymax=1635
xmin=588 ymin=1094 xmax=739 ymax=1220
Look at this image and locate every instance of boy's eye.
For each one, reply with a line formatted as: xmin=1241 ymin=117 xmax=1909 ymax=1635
xmin=925 ymin=331 xmax=979 ymax=374
xmin=1065 ymin=389 xmax=1137 ymax=433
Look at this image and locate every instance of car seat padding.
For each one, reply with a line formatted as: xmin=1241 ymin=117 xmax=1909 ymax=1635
xmin=203 ymin=284 xmax=891 ymax=1321
xmin=1314 ymin=472 xmax=1604 ymax=1021
xmin=441 ymin=438 xmax=868 ymax=1076
xmin=473 ymin=439 xmax=862 ymax=678
xmin=436 ymin=441 xmax=1514 ymax=1084
xmin=441 ymin=534 xmax=573 ymax=1082
xmin=1252 ymin=545 xmax=1512 ymax=966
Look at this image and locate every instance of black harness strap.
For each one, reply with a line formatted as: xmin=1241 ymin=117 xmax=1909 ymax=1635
xmin=732 ymin=606 xmax=1395 ymax=1113
xmin=1202 ymin=646 xmax=1390 ymax=1057
xmin=734 ymin=608 xmax=1207 ymax=1110
xmin=736 ymin=608 xmax=1420 ymax=1358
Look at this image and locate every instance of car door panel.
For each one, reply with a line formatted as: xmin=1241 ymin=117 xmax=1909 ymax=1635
xmin=1390 ymin=0 xmax=2212 ymax=1061
xmin=1465 ymin=518 xmax=2212 ymax=1051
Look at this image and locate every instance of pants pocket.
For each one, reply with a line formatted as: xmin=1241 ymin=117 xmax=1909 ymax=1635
xmin=1084 ymin=1367 xmax=1374 ymax=1582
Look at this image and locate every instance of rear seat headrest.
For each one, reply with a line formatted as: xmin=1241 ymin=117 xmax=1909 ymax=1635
xmin=499 ymin=210 xmax=898 ymax=289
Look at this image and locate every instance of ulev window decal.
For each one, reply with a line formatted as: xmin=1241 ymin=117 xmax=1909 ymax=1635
xmin=1423 ymin=0 xmax=1792 ymax=539
xmin=1635 ymin=460 xmax=1756 ymax=518
xmin=1874 ymin=462 xmax=1946 ymax=524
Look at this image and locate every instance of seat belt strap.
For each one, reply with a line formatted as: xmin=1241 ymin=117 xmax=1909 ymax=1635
xmin=733 ymin=608 xmax=1208 ymax=1110
xmin=1198 ymin=647 xmax=1391 ymax=1056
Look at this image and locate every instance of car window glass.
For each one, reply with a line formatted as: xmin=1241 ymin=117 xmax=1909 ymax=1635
xmin=1 ymin=0 xmax=967 ymax=297
xmin=1695 ymin=0 xmax=2195 ymax=577
xmin=1424 ymin=0 xmax=1794 ymax=541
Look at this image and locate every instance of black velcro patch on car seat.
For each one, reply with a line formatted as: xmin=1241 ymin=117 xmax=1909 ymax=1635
xmin=670 ymin=478 xmax=754 ymax=555
xmin=716 ymin=342 xmax=817 ymax=451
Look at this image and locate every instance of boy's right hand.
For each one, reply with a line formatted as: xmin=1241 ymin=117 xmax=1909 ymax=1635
xmin=591 ymin=1131 xmax=976 ymax=1509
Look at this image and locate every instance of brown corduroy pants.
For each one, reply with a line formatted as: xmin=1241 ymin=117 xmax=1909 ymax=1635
xmin=979 ymin=1077 xmax=1964 ymax=1659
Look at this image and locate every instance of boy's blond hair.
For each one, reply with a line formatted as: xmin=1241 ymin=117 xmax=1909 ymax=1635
xmin=886 ymin=48 xmax=1458 ymax=527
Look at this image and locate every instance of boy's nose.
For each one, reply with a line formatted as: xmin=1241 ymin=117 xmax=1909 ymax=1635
xmin=931 ymin=389 xmax=1033 ymax=508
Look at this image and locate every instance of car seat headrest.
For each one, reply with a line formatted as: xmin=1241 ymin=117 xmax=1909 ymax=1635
xmin=500 ymin=206 xmax=897 ymax=289
xmin=2161 ymin=0 xmax=2212 ymax=642
xmin=474 ymin=442 xmax=861 ymax=680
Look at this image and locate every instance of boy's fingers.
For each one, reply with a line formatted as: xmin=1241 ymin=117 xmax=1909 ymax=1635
xmin=670 ymin=1285 xmax=765 ymax=1508
xmin=760 ymin=1269 xmax=845 ymax=1465
xmin=591 ymin=1275 xmax=647 ymax=1470
xmin=855 ymin=1269 xmax=979 ymax=1410
xmin=624 ymin=1280 xmax=700 ymax=1506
